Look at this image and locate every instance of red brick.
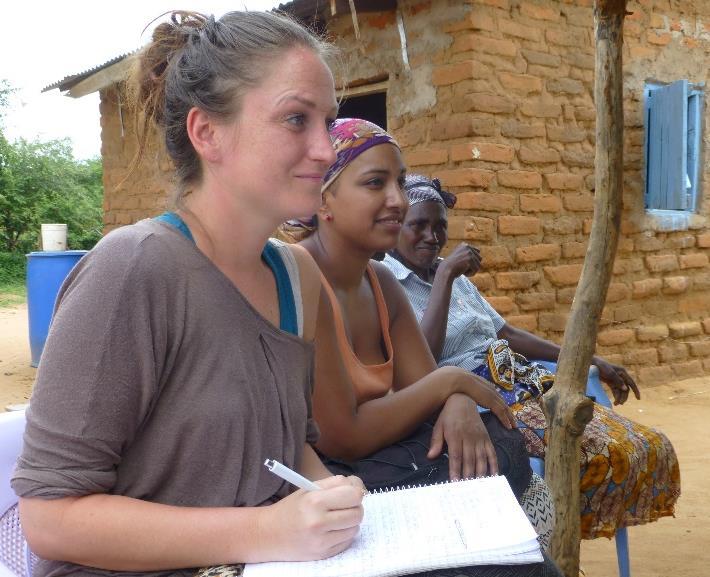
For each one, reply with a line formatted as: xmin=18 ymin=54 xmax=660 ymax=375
xmin=505 ymin=314 xmax=537 ymax=331
xmin=404 ymin=148 xmax=448 ymax=167
xmin=694 ymin=274 xmax=710 ymax=291
xmin=662 ymin=276 xmax=690 ymax=295
xmin=669 ymin=321 xmax=703 ymax=338
xmin=544 ymin=264 xmax=583 ymax=287
xmin=547 ymin=125 xmax=587 ymax=142
xmin=563 ymin=150 xmax=595 ymax=168
xmin=501 ymin=121 xmax=546 ymax=139
xmin=498 ymin=215 xmax=541 ymax=235
xmin=496 ymin=271 xmax=541 ymax=290
xmin=448 ymin=216 xmax=496 ymax=241
xmin=632 ymin=278 xmax=662 ymax=299
xmin=649 ymin=13 xmax=667 ymax=29
xmin=433 ymin=116 xmax=497 ymax=140
xmin=519 ymin=147 xmax=560 ymax=164
xmin=498 ymin=170 xmax=542 ymax=189
xmin=543 ymin=216 xmax=581 ymax=235
xmin=520 ymin=194 xmax=562 ymax=213
xmin=617 ymin=238 xmax=634 ymax=253
xmin=538 ymin=313 xmax=568 ymax=332
xmin=545 ymin=173 xmax=583 ymax=190
xmin=614 ymin=304 xmax=643 ymax=323
xmin=645 ymin=254 xmax=679 ymax=273
xmin=689 ymin=341 xmax=710 ymax=357
xmin=547 ymin=78 xmax=586 ymax=95
xmin=517 ymin=292 xmax=556 ymax=311
xmin=666 ymin=235 xmax=695 ymax=250
xmin=556 ymin=287 xmax=576 ymax=305
xmin=702 ymin=318 xmax=710 ymax=334
xmin=624 ymin=348 xmax=659 ymax=365
xmin=432 ymin=60 xmax=490 ymax=86
xmin=679 ymin=253 xmax=709 ymax=269
xmin=498 ymin=72 xmax=543 ymax=94
xmin=679 ymin=294 xmax=710 ymax=314
xmin=520 ymin=102 xmax=563 ymax=118
xmin=450 ymin=142 xmax=515 ymax=163
xmin=479 ymin=245 xmax=512 ymax=270
xmin=671 ymin=360 xmax=704 ymax=379
xmin=635 ymin=236 xmax=664 ymax=252
xmin=521 ymin=49 xmax=562 ymax=68
xmin=563 ymin=193 xmax=594 ymax=212
xmin=636 ymin=324 xmax=669 ymax=342
xmin=563 ymin=241 xmax=587 ymax=259
xmin=438 ymin=168 xmax=495 ymax=188
xmin=516 ymin=243 xmax=560 ymax=263
xmin=470 ymin=272 xmax=494 ymax=292
xmin=453 ymin=93 xmax=516 ymax=114
xmin=485 ymin=296 xmax=516 ymax=315
xmin=455 ymin=192 xmax=515 ymax=212
xmin=638 ymin=365 xmax=673 ymax=386
xmin=696 ymin=233 xmax=710 ymax=248
xmin=546 ymin=29 xmax=587 ymax=47
xmin=498 ymin=18 xmax=542 ymax=41
xmin=521 ymin=2 xmax=560 ymax=21
xmin=613 ymin=258 xmax=644 ymax=275
xmin=453 ymin=34 xmax=518 ymax=57
xmin=597 ymin=329 xmax=634 ymax=346
xmin=606 ymin=283 xmax=630 ymax=303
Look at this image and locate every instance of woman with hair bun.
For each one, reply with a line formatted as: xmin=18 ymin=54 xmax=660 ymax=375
xmin=12 ymin=11 xmax=365 ymax=577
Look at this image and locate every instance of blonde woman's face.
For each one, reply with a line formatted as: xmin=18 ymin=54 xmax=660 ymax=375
xmin=214 ymin=47 xmax=338 ymax=222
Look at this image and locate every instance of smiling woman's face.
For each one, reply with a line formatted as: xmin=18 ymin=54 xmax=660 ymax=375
xmin=395 ymin=201 xmax=448 ymax=278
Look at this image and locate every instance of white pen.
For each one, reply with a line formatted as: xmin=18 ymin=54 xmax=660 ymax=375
xmin=264 ymin=458 xmax=321 ymax=492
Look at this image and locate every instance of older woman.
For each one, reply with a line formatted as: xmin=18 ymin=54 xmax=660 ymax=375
xmin=383 ymin=173 xmax=681 ymax=540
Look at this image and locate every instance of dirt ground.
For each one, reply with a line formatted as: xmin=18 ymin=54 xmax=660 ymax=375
xmin=1 ymin=302 xmax=708 ymax=576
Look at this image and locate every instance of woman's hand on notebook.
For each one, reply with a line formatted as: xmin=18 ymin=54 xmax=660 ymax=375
xmin=257 ymin=474 xmax=365 ymax=561
xmin=428 ymin=393 xmax=498 ymax=480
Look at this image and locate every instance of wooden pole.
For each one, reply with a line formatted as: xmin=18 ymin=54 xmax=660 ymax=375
xmin=543 ymin=1 xmax=628 ymax=575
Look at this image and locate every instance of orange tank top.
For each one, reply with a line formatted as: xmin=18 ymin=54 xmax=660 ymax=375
xmin=320 ymin=264 xmax=394 ymax=406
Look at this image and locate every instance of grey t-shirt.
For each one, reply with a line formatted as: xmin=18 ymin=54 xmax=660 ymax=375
xmin=12 ymin=219 xmax=318 ymax=577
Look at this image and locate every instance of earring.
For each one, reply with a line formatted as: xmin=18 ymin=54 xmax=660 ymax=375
xmin=323 ymin=214 xmax=333 ymax=222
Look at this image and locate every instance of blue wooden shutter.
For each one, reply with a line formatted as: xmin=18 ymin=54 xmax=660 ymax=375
xmin=687 ymin=89 xmax=703 ymax=211
xmin=645 ymin=80 xmax=688 ymax=210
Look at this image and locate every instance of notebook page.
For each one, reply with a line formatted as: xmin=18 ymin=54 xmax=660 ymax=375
xmin=244 ymin=475 xmax=542 ymax=577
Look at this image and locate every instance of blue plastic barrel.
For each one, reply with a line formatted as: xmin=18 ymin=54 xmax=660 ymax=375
xmin=26 ymin=250 xmax=88 ymax=367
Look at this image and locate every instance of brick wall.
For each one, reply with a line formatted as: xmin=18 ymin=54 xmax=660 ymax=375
xmin=100 ymin=86 xmax=173 ymax=235
xmin=100 ymin=0 xmax=710 ymax=385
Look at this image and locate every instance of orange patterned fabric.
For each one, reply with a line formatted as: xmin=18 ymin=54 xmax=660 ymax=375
xmin=513 ymin=400 xmax=680 ymax=540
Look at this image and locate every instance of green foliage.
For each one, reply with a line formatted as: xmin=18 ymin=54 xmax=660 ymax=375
xmin=0 ymin=251 xmax=26 ymax=306
xmin=0 ymin=80 xmax=103 ymax=253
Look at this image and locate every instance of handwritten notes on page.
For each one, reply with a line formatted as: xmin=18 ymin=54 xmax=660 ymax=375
xmin=244 ymin=475 xmax=542 ymax=577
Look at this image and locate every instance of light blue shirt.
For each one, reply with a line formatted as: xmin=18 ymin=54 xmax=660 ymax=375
xmin=382 ymin=254 xmax=505 ymax=372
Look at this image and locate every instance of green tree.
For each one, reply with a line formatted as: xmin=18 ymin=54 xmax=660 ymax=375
xmin=0 ymin=80 xmax=103 ymax=253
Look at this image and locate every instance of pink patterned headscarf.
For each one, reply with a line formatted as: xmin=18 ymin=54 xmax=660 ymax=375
xmin=322 ymin=118 xmax=400 ymax=192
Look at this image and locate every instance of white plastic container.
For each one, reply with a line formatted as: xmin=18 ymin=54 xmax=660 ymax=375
xmin=40 ymin=223 xmax=68 ymax=251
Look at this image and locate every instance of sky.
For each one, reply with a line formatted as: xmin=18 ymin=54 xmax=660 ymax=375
xmin=1 ymin=0 xmax=282 ymax=160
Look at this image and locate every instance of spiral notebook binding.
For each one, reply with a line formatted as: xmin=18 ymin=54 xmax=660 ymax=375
xmin=368 ymin=474 xmax=500 ymax=494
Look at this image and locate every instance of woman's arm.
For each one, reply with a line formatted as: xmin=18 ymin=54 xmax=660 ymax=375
xmin=417 ymin=244 xmax=482 ymax=361
xmin=498 ymin=323 xmax=640 ymax=404
xmin=313 ymin=263 xmax=513 ymax=464
xmin=20 ymin=474 xmax=363 ymax=569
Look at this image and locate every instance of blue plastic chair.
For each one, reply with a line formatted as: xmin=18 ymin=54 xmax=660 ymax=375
xmin=529 ymin=362 xmax=630 ymax=577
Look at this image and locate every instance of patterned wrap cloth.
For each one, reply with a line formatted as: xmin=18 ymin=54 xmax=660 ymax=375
xmin=322 ymin=118 xmax=400 ymax=192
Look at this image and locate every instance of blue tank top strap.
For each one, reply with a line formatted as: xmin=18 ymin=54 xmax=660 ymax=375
xmin=154 ymin=212 xmax=195 ymax=244
xmin=262 ymin=242 xmax=298 ymax=336
xmin=153 ymin=212 xmax=298 ymax=336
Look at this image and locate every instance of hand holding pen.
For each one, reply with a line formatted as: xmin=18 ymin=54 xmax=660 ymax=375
xmin=256 ymin=459 xmax=365 ymax=561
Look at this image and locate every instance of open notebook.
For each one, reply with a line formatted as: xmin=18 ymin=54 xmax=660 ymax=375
xmin=243 ymin=475 xmax=542 ymax=577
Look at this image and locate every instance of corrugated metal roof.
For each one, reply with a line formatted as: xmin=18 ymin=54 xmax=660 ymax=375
xmin=42 ymin=51 xmax=137 ymax=94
